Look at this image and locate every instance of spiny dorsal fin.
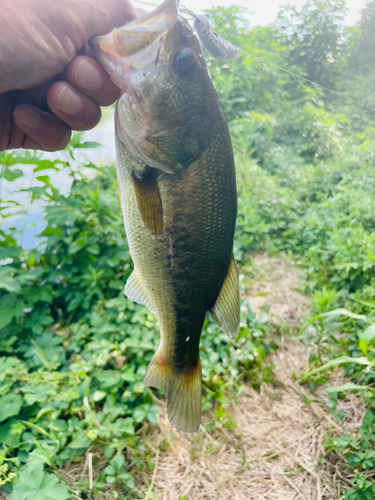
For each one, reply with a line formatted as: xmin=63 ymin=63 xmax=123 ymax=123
xmin=144 ymin=353 xmax=202 ymax=433
xmin=210 ymin=255 xmax=240 ymax=336
xmin=125 ymin=268 xmax=156 ymax=314
xmin=133 ymin=173 xmax=163 ymax=235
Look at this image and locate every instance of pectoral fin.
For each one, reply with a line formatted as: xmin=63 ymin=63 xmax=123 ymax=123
xmin=133 ymin=173 xmax=163 ymax=235
xmin=210 ymin=255 xmax=240 ymax=336
xmin=125 ymin=268 xmax=156 ymax=314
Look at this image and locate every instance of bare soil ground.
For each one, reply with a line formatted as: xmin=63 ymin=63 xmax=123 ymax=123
xmin=244 ymin=252 xmax=309 ymax=327
xmin=136 ymin=253 xmax=365 ymax=500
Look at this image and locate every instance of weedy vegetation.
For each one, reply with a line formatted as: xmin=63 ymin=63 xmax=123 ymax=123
xmin=2 ymin=0 xmax=375 ymax=498
xmin=0 ymin=149 xmax=272 ymax=499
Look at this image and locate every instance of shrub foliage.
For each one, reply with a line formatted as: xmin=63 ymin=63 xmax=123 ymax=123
xmin=2 ymin=0 xmax=375 ymax=497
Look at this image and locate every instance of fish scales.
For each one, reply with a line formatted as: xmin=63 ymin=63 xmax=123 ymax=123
xmin=91 ymin=0 xmax=240 ymax=432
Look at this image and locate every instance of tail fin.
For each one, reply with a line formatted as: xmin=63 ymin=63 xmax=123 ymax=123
xmin=143 ymin=353 xmax=202 ymax=433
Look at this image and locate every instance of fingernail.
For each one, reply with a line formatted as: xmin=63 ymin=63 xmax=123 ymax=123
xmin=75 ymin=58 xmax=103 ymax=91
xmin=57 ymin=85 xmax=83 ymax=116
xmin=15 ymin=105 xmax=43 ymax=129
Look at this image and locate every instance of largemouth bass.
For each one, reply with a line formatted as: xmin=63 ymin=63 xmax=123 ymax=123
xmin=90 ymin=0 xmax=239 ymax=432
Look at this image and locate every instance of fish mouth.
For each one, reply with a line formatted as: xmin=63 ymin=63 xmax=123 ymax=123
xmin=89 ymin=0 xmax=180 ymax=89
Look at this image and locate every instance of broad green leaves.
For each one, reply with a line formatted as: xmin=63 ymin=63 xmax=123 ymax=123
xmin=0 ymin=294 xmax=25 ymax=330
xmin=10 ymin=462 xmax=70 ymax=500
xmin=0 ymin=394 xmax=23 ymax=422
xmin=0 ymin=141 xmax=272 ymax=499
xmin=1 ymin=3 xmax=375 ymax=500
xmin=0 ymin=267 xmax=21 ymax=293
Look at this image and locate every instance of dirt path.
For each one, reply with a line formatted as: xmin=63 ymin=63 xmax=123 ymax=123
xmin=138 ymin=253 xmax=361 ymax=500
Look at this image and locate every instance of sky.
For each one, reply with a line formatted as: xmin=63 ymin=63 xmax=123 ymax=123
xmin=133 ymin=0 xmax=368 ymax=26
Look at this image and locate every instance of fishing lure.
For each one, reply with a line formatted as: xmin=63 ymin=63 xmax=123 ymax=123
xmin=180 ymin=8 xmax=241 ymax=60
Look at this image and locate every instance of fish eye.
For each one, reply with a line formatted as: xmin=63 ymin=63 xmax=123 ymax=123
xmin=172 ymin=48 xmax=197 ymax=78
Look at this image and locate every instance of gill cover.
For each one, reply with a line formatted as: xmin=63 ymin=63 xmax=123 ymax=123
xmin=90 ymin=0 xmax=210 ymax=175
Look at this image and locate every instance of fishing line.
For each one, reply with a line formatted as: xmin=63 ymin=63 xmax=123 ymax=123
xmin=133 ymin=0 xmax=159 ymax=8
xmin=131 ymin=2 xmax=375 ymax=113
xmin=239 ymin=51 xmax=375 ymax=114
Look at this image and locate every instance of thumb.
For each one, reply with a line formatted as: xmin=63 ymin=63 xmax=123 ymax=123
xmin=72 ymin=0 xmax=138 ymax=41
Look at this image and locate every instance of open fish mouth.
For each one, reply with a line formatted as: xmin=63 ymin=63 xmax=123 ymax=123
xmin=89 ymin=0 xmax=181 ymax=89
xmin=89 ymin=0 xmax=240 ymax=87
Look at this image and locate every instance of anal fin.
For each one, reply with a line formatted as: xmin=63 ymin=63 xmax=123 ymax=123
xmin=144 ymin=352 xmax=202 ymax=433
xmin=125 ymin=268 xmax=156 ymax=314
xmin=210 ymin=255 xmax=240 ymax=336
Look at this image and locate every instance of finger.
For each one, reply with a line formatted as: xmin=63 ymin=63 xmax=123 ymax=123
xmin=65 ymin=55 xmax=120 ymax=107
xmin=47 ymin=81 xmax=102 ymax=131
xmin=13 ymin=105 xmax=72 ymax=152
xmin=22 ymin=136 xmax=44 ymax=150
xmin=7 ymin=120 xmax=26 ymax=150
xmin=0 ymin=91 xmax=17 ymax=151
xmin=20 ymin=78 xmax=58 ymax=106
xmin=75 ymin=0 xmax=137 ymax=39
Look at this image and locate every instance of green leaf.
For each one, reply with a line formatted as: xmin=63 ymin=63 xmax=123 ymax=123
xmin=0 ymin=357 xmax=24 ymax=380
xmin=68 ymin=240 xmax=85 ymax=254
xmin=133 ymin=406 xmax=147 ymax=423
xmin=118 ymin=472 xmax=135 ymax=489
xmin=122 ymin=368 xmax=136 ymax=382
xmin=68 ymin=433 xmax=92 ymax=449
xmin=304 ymin=356 xmax=373 ymax=379
xmin=111 ymin=453 xmax=125 ymax=469
xmin=10 ymin=462 xmax=70 ymax=500
xmin=326 ymin=383 xmax=370 ymax=393
xmin=93 ymin=390 xmax=107 ymax=402
xmin=33 ymin=159 xmax=63 ymax=172
xmin=70 ymin=137 xmax=102 ymax=149
xmin=36 ymin=175 xmax=51 ymax=184
xmin=18 ymin=461 xmax=44 ymax=488
xmin=298 ymin=308 xmax=368 ymax=338
xmin=0 ymin=293 xmax=25 ymax=329
xmin=0 ymin=393 xmax=23 ymax=422
xmin=318 ymin=308 xmax=368 ymax=321
xmin=0 ymin=419 xmax=21 ymax=447
xmin=0 ymin=274 xmax=21 ymax=293
xmin=87 ymin=244 xmax=100 ymax=255
xmin=2 ymin=168 xmax=23 ymax=181
xmin=359 ymin=325 xmax=375 ymax=355
xmin=104 ymin=465 xmax=116 ymax=476
xmin=39 ymin=473 xmax=70 ymax=499
xmin=94 ymin=371 xmax=122 ymax=389
xmin=41 ymin=226 xmax=63 ymax=237
xmin=113 ymin=418 xmax=135 ymax=435
xmin=10 ymin=483 xmax=35 ymax=500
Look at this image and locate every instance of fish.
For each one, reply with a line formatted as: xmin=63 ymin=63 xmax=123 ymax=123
xmin=90 ymin=0 xmax=240 ymax=432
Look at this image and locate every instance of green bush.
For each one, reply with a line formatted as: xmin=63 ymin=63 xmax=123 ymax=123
xmin=0 ymin=147 xmax=273 ymax=499
xmin=2 ymin=0 xmax=375 ymax=497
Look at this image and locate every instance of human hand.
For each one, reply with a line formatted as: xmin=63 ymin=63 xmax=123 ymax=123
xmin=0 ymin=0 xmax=137 ymax=152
